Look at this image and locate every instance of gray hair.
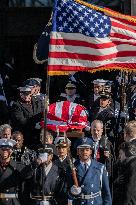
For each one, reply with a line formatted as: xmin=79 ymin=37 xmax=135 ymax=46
xmin=0 ymin=124 xmax=12 ymax=137
xmin=91 ymin=120 xmax=104 ymax=129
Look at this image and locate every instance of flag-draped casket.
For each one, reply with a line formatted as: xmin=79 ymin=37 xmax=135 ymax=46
xmin=40 ymin=101 xmax=88 ymax=133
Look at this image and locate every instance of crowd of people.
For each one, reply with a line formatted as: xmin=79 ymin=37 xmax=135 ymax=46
xmin=0 ymin=70 xmax=136 ymax=205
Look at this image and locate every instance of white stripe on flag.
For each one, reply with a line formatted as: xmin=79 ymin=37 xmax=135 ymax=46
xmin=68 ymin=102 xmax=77 ymax=123
xmin=55 ymin=101 xmax=64 ymax=119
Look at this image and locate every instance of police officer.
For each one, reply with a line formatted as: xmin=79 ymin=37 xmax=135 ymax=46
xmin=12 ymin=131 xmax=36 ymax=165
xmin=67 ymin=140 xmax=112 ymax=205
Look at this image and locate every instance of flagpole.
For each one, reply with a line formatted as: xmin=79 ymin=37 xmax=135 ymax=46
xmin=43 ymin=67 xmax=50 ymax=145
xmin=42 ymin=64 xmax=50 ymax=202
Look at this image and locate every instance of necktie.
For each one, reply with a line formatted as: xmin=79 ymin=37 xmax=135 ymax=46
xmin=84 ymin=163 xmax=88 ymax=171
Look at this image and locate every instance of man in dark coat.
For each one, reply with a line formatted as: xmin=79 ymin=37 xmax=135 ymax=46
xmin=113 ymin=142 xmax=136 ymax=205
xmin=67 ymin=141 xmax=112 ymax=205
xmin=10 ymin=86 xmax=42 ymax=148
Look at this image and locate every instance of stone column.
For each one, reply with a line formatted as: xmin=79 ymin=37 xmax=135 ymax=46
xmin=131 ymin=0 xmax=136 ymax=15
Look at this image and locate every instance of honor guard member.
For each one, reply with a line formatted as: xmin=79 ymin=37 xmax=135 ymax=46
xmin=90 ymin=91 xmax=116 ymax=143
xmin=29 ymin=144 xmax=64 ymax=205
xmin=59 ymin=82 xmax=85 ymax=105
xmin=54 ymin=136 xmax=72 ymax=170
xmin=0 ymin=138 xmax=23 ymax=205
xmin=10 ymin=86 xmax=42 ymax=148
xmin=54 ymin=136 xmax=72 ymax=205
xmin=12 ymin=131 xmax=36 ymax=165
xmin=89 ymin=79 xmax=107 ymax=110
xmin=67 ymin=140 xmax=112 ymax=205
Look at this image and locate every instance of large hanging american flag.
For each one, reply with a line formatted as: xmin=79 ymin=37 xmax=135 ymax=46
xmin=48 ymin=0 xmax=136 ymax=75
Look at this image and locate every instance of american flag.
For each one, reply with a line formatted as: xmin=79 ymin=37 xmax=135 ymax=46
xmin=40 ymin=101 xmax=88 ymax=132
xmin=48 ymin=0 xmax=136 ymax=75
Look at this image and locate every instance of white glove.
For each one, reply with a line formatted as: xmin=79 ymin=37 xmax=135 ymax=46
xmin=38 ymin=153 xmax=48 ymax=163
xmin=40 ymin=200 xmax=50 ymax=205
xmin=70 ymin=185 xmax=81 ymax=195
xmin=35 ymin=122 xmax=41 ymax=129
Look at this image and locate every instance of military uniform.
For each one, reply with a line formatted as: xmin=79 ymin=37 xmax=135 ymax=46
xmin=0 ymin=159 xmax=26 ymax=205
xmin=29 ymin=144 xmax=65 ymax=205
xmin=67 ymin=159 xmax=112 ymax=205
xmin=0 ymin=139 xmax=35 ymax=205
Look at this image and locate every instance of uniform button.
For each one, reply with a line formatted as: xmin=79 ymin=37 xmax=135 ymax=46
xmin=81 ymin=185 xmax=84 ymax=188
xmin=91 ymin=184 xmax=94 ymax=188
xmin=6 ymin=199 xmax=8 ymax=201
xmin=81 ymin=202 xmax=84 ymax=204
xmin=6 ymin=190 xmax=9 ymax=192
xmin=91 ymin=201 xmax=94 ymax=204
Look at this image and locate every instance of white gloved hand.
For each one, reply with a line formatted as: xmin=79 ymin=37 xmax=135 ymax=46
xmin=70 ymin=185 xmax=81 ymax=195
xmin=35 ymin=122 xmax=41 ymax=129
xmin=40 ymin=200 xmax=50 ymax=205
xmin=38 ymin=153 xmax=48 ymax=163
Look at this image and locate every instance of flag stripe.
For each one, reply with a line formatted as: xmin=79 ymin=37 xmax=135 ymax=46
xmin=48 ymin=64 xmax=136 ymax=71
xmin=48 ymin=57 xmax=136 ymax=68
xmin=50 ymin=38 xmax=136 ymax=48
xmin=111 ymin=20 xmax=136 ymax=35
xmin=49 ymin=45 xmax=136 ymax=56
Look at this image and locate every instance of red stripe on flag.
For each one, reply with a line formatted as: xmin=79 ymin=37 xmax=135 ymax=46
xmin=48 ymin=63 xmax=136 ymax=71
xmin=50 ymin=38 xmax=115 ymax=49
xmin=49 ymin=51 xmax=136 ymax=61
xmin=111 ymin=21 xmax=136 ymax=33
xmin=61 ymin=101 xmax=71 ymax=121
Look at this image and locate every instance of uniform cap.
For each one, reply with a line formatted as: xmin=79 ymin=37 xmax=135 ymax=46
xmin=0 ymin=139 xmax=16 ymax=149
xmin=65 ymin=82 xmax=76 ymax=89
xmin=38 ymin=144 xmax=54 ymax=154
xmin=23 ymin=78 xmax=42 ymax=87
xmin=54 ymin=136 xmax=71 ymax=147
xmin=93 ymin=79 xmax=108 ymax=86
xmin=18 ymin=86 xmax=32 ymax=92
xmin=76 ymin=137 xmax=94 ymax=149
xmin=99 ymin=91 xmax=112 ymax=99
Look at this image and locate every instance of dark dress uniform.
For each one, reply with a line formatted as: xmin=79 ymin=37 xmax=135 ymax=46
xmin=67 ymin=159 xmax=112 ymax=205
xmin=10 ymin=96 xmax=42 ymax=148
xmin=0 ymin=159 xmax=32 ymax=205
xmin=29 ymin=162 xmax=64 ymax=205
xmin=54 ymin=156 xmax=72 ymax=205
